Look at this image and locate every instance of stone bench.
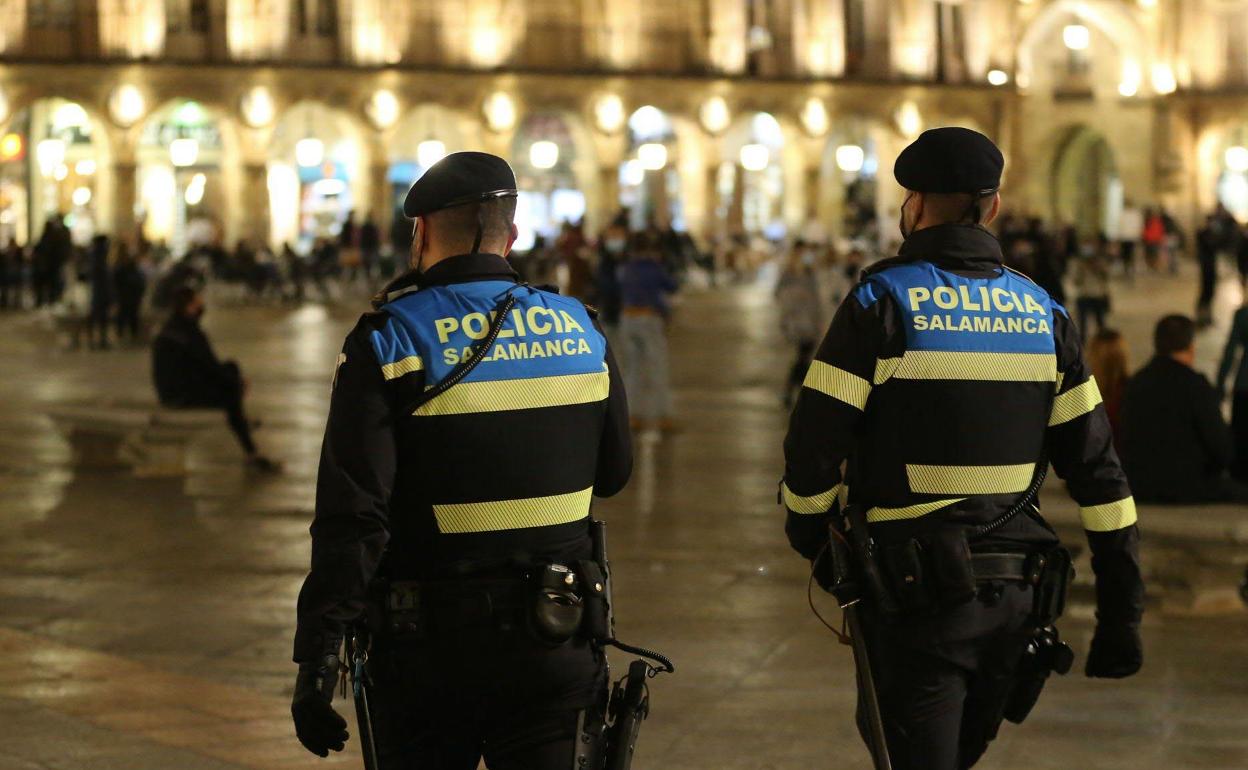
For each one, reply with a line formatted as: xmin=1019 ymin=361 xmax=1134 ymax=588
xmin=47 ymin=404 xmax=222 ymax=478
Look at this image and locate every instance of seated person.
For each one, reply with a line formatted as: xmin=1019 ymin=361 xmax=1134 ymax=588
xmin=152 ymin=286 xmax=278 ymax=471
xmin=1121 ymin=314 xmax=1242 ymax=502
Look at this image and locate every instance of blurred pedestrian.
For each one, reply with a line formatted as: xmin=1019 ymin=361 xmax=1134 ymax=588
xmin=1196 ymin=216 xmax=1219 ymax=327
xmin=33 ymin=216 xmax=71 ymax=306
xmin=775 ymin=246 xmax=822 ymax=408
xmin=595 ymin=217 xmax=627 ymax=327
xmin=1072 ymin=236 xmax=1112 ymax=339
xmin=1087 ymin=328 xmax=1129 ymax=449
xmin=1217 ymin=298 xmax=1248 ymax=482
xmin=1117 ymin=199 xmax=1143 ymax=279
xmin=358 ymin=213 xmax=380 ymax=280
xmin=86 ymin=234 xmax=114 ymax=350
xmin=618 ymin=232 xmax=677 ymax=432
xmin=1142 ymin=208 xmax=1166 ymax=271
xmin=152 ymin=285 xmax=279 ymax=471
xmin=0 ymin=237 xmax=20 ymax=309
xmin=113 ymin=240 xmax=147 ymax=344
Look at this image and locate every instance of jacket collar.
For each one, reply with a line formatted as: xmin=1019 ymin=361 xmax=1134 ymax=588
xmin=372 ymin=252 xmax=519 ymax=308
xmin=891 ymin=224 xmax=1004 ymax=273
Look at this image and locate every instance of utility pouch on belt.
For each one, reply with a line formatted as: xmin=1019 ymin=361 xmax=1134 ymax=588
xmin=1028 ymin=546 xmax=1073 ymax=626
xmin=875 ymin=528 xmax=977 ymax=616
xmin=530 ymin=564 xmax=584 ymax=645
xmin=577 ymin=559 xmax=611 ymax=641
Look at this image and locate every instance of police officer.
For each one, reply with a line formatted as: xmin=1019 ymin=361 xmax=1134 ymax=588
xmin=782 ymin=128 xmax=1144 ymax=769
xmin=291 ymin=152 xmax=632 ymax=768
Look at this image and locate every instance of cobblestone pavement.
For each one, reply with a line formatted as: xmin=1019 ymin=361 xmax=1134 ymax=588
xmin=0 ymin=263 xmax=1246 ymax=769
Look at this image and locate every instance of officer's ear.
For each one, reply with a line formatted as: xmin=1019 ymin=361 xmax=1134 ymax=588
xmin=982 ymin=193 xmax=1002 ymax=227
xmin=409 ymin=218 xmax=424 ymax=268
xmin=501 ymin=223 xmax=519 ymax=258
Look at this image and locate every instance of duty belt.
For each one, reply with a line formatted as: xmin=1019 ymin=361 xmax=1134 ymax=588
xmin=384 ymin=578 xmax=528 ymax=637
xmin=969 ymin=552 xmax=1029 ymax=582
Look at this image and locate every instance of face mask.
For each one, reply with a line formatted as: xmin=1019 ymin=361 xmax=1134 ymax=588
xmin=605 ymin=238 xmax=625 ymax=253
xmin=899 ymin=192 xmax=923 ymax=240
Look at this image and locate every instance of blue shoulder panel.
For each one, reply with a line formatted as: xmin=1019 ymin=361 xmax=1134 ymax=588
xmin=374 ymin=281 xmax=607 ymax=385
xmin=869 ymin=262 xmax=1057 ymax=354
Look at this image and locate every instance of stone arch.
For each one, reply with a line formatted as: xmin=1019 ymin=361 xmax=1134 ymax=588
xmin=267 ymin=100 xmax=374 ymax=249
xmin=718 ymin=110 xmax=806 ymax=238
xmin=0 ymin=97 xmax=114 ymax=246
xmin=134 ymin=98 xmax=242 ymax=251
xmin=510 ymin=108 xmax=600 ymax=243
xmin=1047 ymin=124 xmax=1121 ymax=237
xmin=1016 ymin=0 xmax=1153 ymax=92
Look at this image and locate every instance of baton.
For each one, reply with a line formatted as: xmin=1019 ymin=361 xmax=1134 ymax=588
xmin=346 ymin=632 xmax=380 ymax=770
xmin=844 ymin=603 xmax=892 ymax=770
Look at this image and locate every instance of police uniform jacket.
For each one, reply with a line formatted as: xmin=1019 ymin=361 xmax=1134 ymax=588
xmin=782 ymin=224 xmax=1143 ymax=625
xmin=293 ymin=253 xmax=632 ymax=663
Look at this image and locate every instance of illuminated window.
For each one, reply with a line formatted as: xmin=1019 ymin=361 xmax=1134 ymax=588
xmin=28 ymin=0 xmax=75 ymax=29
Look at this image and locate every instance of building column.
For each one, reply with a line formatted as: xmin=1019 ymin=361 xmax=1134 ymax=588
xmin=111 ymin=161 xmax=137 ymax=245
xmin=599 ymin=164 xmax=620 ymax=227
xmin=370 ymin=162 xmax=392 ymax=232
xmin=239 ymin=162 xmax=270 ymax=246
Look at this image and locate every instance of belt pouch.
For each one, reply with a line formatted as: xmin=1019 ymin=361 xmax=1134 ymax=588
xmin=1030 ymin=547 xmax=1073 ymax=626
xmin=924 ymin=528 xmax=977 ymax=608
xmin=529 ymin=564 xmax=584 ymax=645
xmin=882 ymin=540 xmax=934 ymax=613
xmin=577 ymin=560 xmax=611 ymax=640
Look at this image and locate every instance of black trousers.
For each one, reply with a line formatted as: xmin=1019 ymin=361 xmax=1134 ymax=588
xmin=857 ymin=584 xmax=1034 ymax=770
xmin=367 ymin=630 xmax=605 ymax=770
xmin=166 ymin=362 xmax=256 ymax=454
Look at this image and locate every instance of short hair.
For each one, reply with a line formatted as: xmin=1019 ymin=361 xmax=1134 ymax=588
xmin=1153 ymin=314 xmax=1195 ymax=356
xmin=171 ymin=285 xmax=201 ymax=315
xmin=915 ymin=191 xmax=994 ymax=226
xmin=424 ymin=197 xmax=517 ymax=253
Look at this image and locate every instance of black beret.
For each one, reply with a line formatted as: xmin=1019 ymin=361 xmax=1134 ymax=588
xmin=402 ymin=151 xmax=517 ymax=218
xmin=894 ymin=127 xmax=1004 ymax=195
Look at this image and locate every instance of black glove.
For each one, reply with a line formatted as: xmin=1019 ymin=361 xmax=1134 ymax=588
xmin=1084 ymin=623 xmax=1142 ymax=679
xmin=292 ymin=654 xmax=349 ymax=757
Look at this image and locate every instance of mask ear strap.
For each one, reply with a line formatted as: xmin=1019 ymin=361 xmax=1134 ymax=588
xmin=470 ymin=204 xmax=485 ymax=255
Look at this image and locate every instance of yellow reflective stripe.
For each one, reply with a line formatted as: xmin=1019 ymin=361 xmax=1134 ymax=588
xmin=1049 ymin=377 xmax=1103 ymax=426
xmin=782 ymin=482 xmax=843 ymax=515
xmin=803 ymin=360 xmax=871 ymax=411
xmin=433 ymin=487 xmax=592 ymax=534
xmin=874 ymin=357 xmax=902 ymax=385
xmin=381 ymin=355 xmax=424 ymax=380
xmin=413 ymin=371 xmax=609 ymax=416
xmin=867 ymin=498 xmax=965 ymax=523
xmin=894 ymin=351 xmax=1056 ymax=382
xmin=906 ymin=463 xmax=1035 ymax=495
xmin=1080 ymin=497 xmax=1138 ymax=532
xmin=1055 ymin=372 xmax=1065 ymax=395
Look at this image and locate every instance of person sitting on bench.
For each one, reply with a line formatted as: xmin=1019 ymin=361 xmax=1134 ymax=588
xmin=152 ymin=286 xmax=279 ymax=471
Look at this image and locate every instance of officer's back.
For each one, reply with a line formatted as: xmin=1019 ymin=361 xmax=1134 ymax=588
xmin=782 ymin=128 xmax=1142 ymax=770
xmin=291 ymin=153 xmax=632 ymax=768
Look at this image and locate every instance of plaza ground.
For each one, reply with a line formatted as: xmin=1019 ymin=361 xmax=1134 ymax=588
xmin=1 ymin=261 xmax=1247 ymax=769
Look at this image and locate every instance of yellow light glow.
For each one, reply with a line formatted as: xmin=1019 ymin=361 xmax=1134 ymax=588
xmin=1151 ymin=63 xmax=1177 ymax=95
xmin=169 ymin=138 xmax=199 ymax=168
xmin=739 ymin=143 xmax=769 ymax=171
xmin=1063 ymin=25 xmax=1090 ymax=51
xmin=699 ymin=96 xmax=731 ymax=135
xmin=594 ymin=94 xmax=625 ymax=134
xmin=368 ymin=89 xmax=400 ymax=130
xmin=240 ymin=86 xmax=275 ymax=128
xmin=836 ymin=145 xmax=865 ymax=173
xmin=801 ymin=97 xmax=829 ymax=137
xmin=483 ymin=91 xmax=517 ymax=133
xmin=987 ymin=69 xmax=1009 ymax=86
xmin=417 ymin=140 xmax=447 ymax=169
xmin=1226 ymin=147 xmax=1248 ymax=173
xmin=109 ymin=85 xmax=145 ymax=127
xmin=637 ymin=142 xmax=668 ymax=171
xmin=529 ymin=141 xmax=559 ymax=170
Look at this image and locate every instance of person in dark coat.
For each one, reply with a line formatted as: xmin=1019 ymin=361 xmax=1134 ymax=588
xmin=1121 ymin=314 xmax=1245 ymax=502
xmin=86 ymin=234 xmax=114 ymax=349
xmin=113 ymin=242 xmax=146 ymax=343
xmin=151 ymin=286 xmax=278 ymax=471
xmin=1196 ymin=217 xmax=1219 ymax=327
